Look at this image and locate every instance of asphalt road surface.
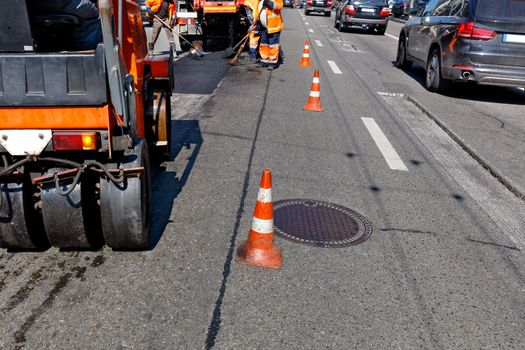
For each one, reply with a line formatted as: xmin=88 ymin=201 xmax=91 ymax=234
xmin=1 ymin=9 xmax=525 ymax=349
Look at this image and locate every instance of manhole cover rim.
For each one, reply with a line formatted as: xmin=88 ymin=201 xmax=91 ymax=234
xmin=273 ymin=199 xmax=373 ymax=248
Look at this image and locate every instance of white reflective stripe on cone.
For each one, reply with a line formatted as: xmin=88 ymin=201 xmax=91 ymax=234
xmin=303 ymin=54 xmax=310 ymax=58
xmin=251 ymin=217 xmax=274 ymax=234
xmin=257 ymin=188 xmax=272 ymax=203
xmin=310 ymin=91 xmax=320 ymax=97
xmin=312 ymin=77 xmax=320 ymax=84
xmin=305 ymin=45 xmax=309 ymax=49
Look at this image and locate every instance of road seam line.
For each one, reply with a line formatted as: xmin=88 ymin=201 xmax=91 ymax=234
xmin=361 ymin=117 xmax=409 ymax=171
xmin=380 ymin=94 xmax=525 ymax=249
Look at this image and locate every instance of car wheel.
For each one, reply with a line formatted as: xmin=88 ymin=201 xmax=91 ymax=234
xmin=325 ymin=11 xmax=331 ymax=17
xmin=396 ymin=35 xmax=412 ymax=69
xmin=426 ymin=48 xmax=449 ymax=92
xmin=305 ymin=10 xmax=310 ymax=15
xmin=376 ymin=26 xmax=386 ymax=35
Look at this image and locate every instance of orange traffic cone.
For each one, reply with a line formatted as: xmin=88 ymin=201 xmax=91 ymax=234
xmin=298 ymin=40 xmax=311 ymax=67
xmin=236 ymin=169 xmax=282 ymax=269
xmin=303 ymin=70 xmax=324 ymax=112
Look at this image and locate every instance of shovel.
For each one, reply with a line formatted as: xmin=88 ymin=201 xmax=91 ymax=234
xmin=154 ymin=15 xmax=204 ymax=57
xmin=223 ymin=31 xmax=252 ymax=58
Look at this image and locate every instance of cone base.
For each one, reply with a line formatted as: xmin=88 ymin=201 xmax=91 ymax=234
xmin=235 ymin=240 xmax=282 ymax=269
xmin=303 ymin=103 xmax=324 ymax=112
xmin=299 ymin=61 xmax=311 ymax=67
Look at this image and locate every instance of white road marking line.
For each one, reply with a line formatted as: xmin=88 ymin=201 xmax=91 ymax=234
xmin=305 ymin=22 xmax=310 ymax=25
xmin=377 ymin=92 xmax=405 ymax=97
xmin=327 ymin=60 xmax=342 ymax=74
xmin=385 ymin=33 xmax=399 ymax=41
xmin=361 ymin=117 xmax=409 ymax=171
xmin=380 ymin=94 xmax=525 ymax=249
xmin=315 ymin=40 xmax=323 ymax=47
xmin=309 ymin=28 xmax=314 ymax=33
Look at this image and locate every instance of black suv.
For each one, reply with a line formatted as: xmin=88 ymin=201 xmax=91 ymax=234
xmin=334 ymin=0 xmax=390 ymax=35
xmin=396 ymin=0 xmax=525 ymax=92
xmin=305 ymin=0 xmax=333 ymax=16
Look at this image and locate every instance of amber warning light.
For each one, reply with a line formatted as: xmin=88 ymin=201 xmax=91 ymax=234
xmin=52 ymin=132 xmax=99 ymax=151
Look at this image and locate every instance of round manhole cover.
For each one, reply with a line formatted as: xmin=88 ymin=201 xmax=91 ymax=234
xmin=273 ymin=199 xmax=372 ymax=248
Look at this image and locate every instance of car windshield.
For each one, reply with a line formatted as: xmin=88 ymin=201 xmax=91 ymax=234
xmin=472 ymin=0 xmax=525 ymax=20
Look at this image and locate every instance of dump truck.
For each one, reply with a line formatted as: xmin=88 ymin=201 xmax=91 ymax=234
xmin=0 ymin=0 xmax=173 ymax=250
xmin=191 ymin=0 xmax=248 ymax=48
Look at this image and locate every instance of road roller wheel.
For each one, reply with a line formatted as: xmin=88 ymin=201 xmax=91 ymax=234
xmin=40 ymin=170 xmax=104 ymax=249
xmin=100 ymin=139 xmax=151 ymax=250
xmin=146 ymin=88 xmax=172 ymax=158
xmin=0 ymin=172 xmax=50 ymax=250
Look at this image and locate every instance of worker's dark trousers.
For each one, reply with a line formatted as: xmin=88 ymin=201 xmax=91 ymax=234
xmin=149 ymin=17 xmax=175 ymax=53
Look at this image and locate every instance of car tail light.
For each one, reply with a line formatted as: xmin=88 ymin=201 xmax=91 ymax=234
xmin=307 ymin=0 xmax=313 ymax=5
xmin=345 ymin=5 xmax=356 ymax=14
xmin=380 ymin=7 xmax=390 ymax=16
xmin=52 ymin=132 xmax=99 ymax=151
xmin=327 ymin=0 xmax=332 ymax=5
xmin=457 ymin=22 xmax=496 ymax=41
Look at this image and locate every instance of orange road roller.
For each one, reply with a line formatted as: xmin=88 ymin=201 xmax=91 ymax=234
xmin=0 ymin=0 xmax=173 ymax=250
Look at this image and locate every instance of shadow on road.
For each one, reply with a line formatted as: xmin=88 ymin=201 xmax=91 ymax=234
xmin=397 ymin=65 xmax=525 ymax=105
xmin=338 ymin=26 xmax=386 ymax=35
xmin=148 ymin=120 xmax=203 ymax=249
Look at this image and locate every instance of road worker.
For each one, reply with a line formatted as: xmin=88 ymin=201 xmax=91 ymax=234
xmin=243 ymin=0 xmax=261 ymax=61
xmin=146 ymin=0 xmax=176 ymax=55
xmin=27 ymin=0 xmax=101 ymax=51
xmin=258 ymin=0 xmax=284 ymax=70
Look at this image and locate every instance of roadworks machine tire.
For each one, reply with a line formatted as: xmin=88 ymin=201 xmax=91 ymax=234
xmin=100 ymin=138 xmax=152 ymax=250
xmin=0 ymin=138 xmax=152 ymax=251
xmin=41 ymin=169 xmax=104 ymax=249
xmin=0 ymin=172 xmax=49 ymax=250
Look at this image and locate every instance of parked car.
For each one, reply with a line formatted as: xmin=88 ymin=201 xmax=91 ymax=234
xmin=305 ymin=0 xmax=333 ymax=16
xmin=396 ymin=0 xmax=525 ymax=92
xmin=392 ymin=0 xmax=410 ymax=17
xmin=284 ymin=0 xmax=294 ymax=7
xmin=408 ymin=0 xmax=430 ymax=16
xmin=334 ymin=0 xmax=390 ymax=35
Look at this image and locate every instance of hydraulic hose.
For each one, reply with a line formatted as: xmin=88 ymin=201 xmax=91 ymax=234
xmin=0 ymin=155 xmax=127 ymax=198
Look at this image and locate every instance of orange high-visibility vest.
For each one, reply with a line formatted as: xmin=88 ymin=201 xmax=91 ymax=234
xmin=146 ymin=0 xmax=165 ymax=13
xmin=264 ymin=0 xmax=284 ymax=34
xmin=244 ymin=0 xmax=260 ymax=15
